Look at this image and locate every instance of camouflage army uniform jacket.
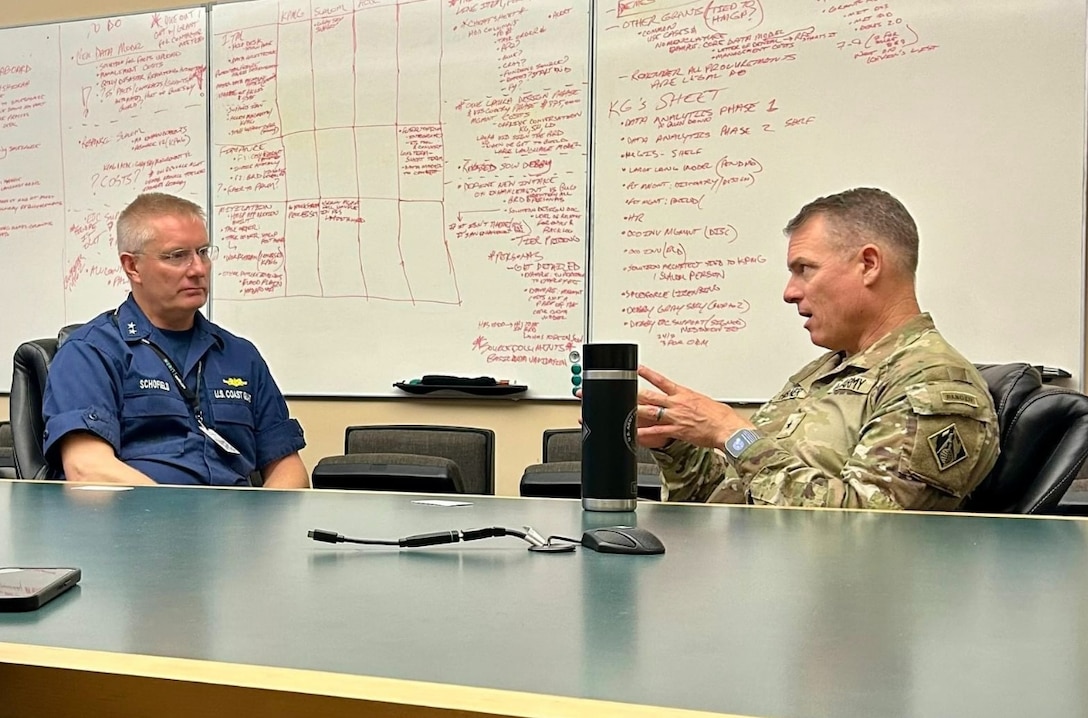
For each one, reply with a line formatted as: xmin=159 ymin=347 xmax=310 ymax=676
xmin=655 ymin=314 xmax=1000 ymax=510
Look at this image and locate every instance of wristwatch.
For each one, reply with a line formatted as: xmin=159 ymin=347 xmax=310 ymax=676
xmin=724 ymin=428 xmax=762 ymax=464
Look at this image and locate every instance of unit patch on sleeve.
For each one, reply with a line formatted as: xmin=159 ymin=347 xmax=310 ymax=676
xmin=927 ymin=423 xmax=968 ymax=471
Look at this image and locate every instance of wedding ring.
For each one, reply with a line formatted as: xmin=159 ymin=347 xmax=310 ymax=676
xmin=655 ymin=406 xmax=666 ymax=422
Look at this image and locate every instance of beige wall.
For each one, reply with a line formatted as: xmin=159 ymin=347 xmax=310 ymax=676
xmin=0 ymin=392 xmax=585 ymax=495
xmin=4 ymin=0 xmax=211 ymax=24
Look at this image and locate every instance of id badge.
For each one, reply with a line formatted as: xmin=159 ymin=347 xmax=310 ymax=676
xmin=198 ymin=420 xmax=241 ymax=455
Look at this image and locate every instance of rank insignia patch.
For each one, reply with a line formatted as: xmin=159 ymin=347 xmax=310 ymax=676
xmin=928 ymin=423 xmax=968 ymax=471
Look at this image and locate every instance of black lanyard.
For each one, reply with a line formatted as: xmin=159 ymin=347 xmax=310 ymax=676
xmin=110 ymin=306 xmax=241 ymax=457
xmin=140 ymin=339 xmax=207 ymax=426
xmin=143 ymin=336 xmax=241 ymax=456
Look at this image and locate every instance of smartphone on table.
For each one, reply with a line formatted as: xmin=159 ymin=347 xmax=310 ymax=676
xmin=0 ymin=567 xmax=81 ymax=612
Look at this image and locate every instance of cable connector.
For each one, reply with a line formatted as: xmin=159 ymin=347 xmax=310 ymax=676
xmin=306 ymin=525 xmax=577 ymax=552
xmin=399 ymin=530 xmax=460 ymax=548
xmin=307 ymin=528 xmax=344 ymax=544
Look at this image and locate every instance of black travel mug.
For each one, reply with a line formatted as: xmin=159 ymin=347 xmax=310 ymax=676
xmin=580 ymin=343 xmax=638 ymax=512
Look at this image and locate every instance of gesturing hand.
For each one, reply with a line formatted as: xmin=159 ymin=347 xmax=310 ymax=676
xmin=636 ymin=364 xmax=753 ymax=450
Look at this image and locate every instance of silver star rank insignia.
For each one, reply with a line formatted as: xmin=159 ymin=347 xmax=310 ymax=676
xmin=127 ymin=322 xmax=137 ymax=335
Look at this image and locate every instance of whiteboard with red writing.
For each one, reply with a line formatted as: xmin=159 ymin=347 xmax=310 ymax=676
xmin=590 ymin=0 xmax=1086 ymax=400
xmin=4 ymin=0 xmax=1086 ymax=402
xmin=0 ymin=8 xmax=208 ymax=390
xmin=209 ymin=0 xmax=589 ymax=397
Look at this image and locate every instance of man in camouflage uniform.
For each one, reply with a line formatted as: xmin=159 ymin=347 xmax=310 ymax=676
xmin=638 ymin=188 xmax=999 ymax=510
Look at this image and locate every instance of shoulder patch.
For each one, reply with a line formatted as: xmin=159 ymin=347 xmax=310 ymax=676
xmin=928 ymin=423 xmax=968 ymax=471
xmin=940 ymin=391 xmax=979 ymax=408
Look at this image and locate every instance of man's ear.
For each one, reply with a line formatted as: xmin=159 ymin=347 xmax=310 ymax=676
xmin=859 ymin=244 xmax=882 ymax=286
xmin=120 ymin=253 xmax=141 ymax=285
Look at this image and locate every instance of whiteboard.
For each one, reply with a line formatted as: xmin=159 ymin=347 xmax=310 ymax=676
xmin=210 ymin=0 xmax=590 ymax=397
xmin=0 ymin=8 xmax=209 ymax=389
xmin=3 ymin=0 xmax=1086 ymax=402
xmin=589 ymin=0 xmax=1086 ymax=401
xmin=0 ymin=23 xmax=65 ymax=390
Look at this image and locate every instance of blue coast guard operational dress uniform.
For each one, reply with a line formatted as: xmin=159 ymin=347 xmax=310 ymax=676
xmin=43 ymin=294 xmax=305 ymax=485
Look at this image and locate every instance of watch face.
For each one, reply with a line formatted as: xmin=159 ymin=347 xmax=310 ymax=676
xmin=730 ymin=436 xmax=747 ymax=453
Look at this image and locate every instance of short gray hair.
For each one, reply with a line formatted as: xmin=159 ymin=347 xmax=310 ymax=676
xmin=116 ymin=193 xmax=206 ymax=255
xmin=784 ymin=188 xmax=918 ymax=276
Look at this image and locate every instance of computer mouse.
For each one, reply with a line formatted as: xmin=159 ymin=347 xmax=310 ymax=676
xmin=581 ymin=526 xmax=665 ymax=555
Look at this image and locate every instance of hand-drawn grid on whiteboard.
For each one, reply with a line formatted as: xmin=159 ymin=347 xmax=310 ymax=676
xmin=209 ymin=0 xmax=590 ymax=396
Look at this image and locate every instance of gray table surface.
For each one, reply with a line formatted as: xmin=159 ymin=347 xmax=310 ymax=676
xmin=1 ymin=480 xmax=1086 ymax=718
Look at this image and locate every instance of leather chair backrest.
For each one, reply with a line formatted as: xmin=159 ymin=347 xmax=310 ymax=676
xmin=542 ymin=427 xmax=657 ymax=464
xmin=964 ymin=363 xmax=1088 ymax=513
xmin=57 ymin=323 xmax=83 ymax=348
xmin=312 ymin=452 xmax=464 ymax=493
xmin=0 ymin=421 xmax=15 ymax=479
xmin=520 ymin=460 xmax=663 ymax=500
xmin=975 ymin=363 xmax=1042 ymax=429
xmin=343 ymin=425 xmax=496 ymax=495
xmin=523 ymin=428 xmax=663 ymax=500
xmin=11 ymin=338 xmax=59 ymax=479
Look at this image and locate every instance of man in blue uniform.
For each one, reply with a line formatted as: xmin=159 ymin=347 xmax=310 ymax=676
xmin=43 ymin=193 xmax=309 ymax=487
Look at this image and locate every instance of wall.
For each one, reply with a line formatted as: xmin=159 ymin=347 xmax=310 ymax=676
xmin=0 ymin=389 xmax=593 ymax=495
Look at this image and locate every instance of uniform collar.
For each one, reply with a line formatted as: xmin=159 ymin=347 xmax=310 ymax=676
xmin=788 ymin=313 xmax=937 ymax=386
xmin=115 ymin=293 xmax=224 ymax=352
xmin=840 ymin=313 xmax=936 ymax=372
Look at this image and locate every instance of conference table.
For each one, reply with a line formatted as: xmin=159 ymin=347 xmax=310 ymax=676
xmin=0 ymin=479 xmax=1085 ymax=718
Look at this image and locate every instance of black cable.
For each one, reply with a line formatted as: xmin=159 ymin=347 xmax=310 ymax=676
xmin=307 ymin=529 xmax=398 ymax=546
xmin=307 ymin=526 xmax=577 ymax=551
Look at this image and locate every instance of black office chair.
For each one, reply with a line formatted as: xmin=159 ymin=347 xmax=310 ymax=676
xmin=312 ymin=452 xmax=464 ymax=493
xmin=0 ymin=421 xmax=16 ymax=479
xmin=540 ymin=426 xmax=659 ymax=464
xmin=519 ymin=427 xmax=664 ymax=500
xmin=961 ymin=363 xmax=1088 ymax=514
xmin=10 ymin=337 xmax=60 ymax=480
xmin=312 ymin=424 xmax=496 ymax=495
xmin=10 ymin=324 xmax=84 ymax=480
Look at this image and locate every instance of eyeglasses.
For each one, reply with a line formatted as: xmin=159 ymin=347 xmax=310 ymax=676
xmin=133 ymin=245 xmax=220 ymax=267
